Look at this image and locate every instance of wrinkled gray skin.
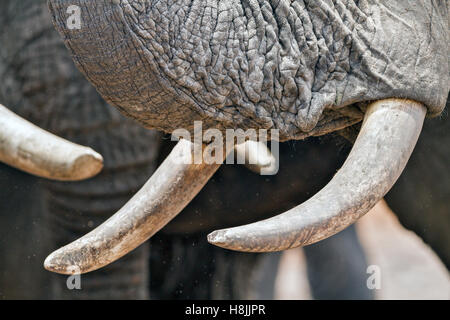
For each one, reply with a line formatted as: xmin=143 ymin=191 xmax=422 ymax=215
xmin=0 ymin=0 xmax=374 ymax=299
xmin=48 ymin=0 xmax=448 ymax=139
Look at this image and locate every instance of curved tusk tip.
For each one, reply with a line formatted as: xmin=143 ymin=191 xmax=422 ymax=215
xmin=44 ymin=250 xmax=82 ymax=275
xmin=207 ymin=229 xmax=235 ymax=249
xmin=70 ymin=149 xmax=104 ymax=181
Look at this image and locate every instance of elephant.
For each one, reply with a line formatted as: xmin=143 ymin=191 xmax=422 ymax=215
xmin=37 ymin=0 xmax=448 ymax=276
xmin=0 ymin=0 xmax=376 ymax=299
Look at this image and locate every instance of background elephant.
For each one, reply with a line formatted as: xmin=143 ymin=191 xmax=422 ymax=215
xmin=0 ymin=0 xmax=374 ymax=299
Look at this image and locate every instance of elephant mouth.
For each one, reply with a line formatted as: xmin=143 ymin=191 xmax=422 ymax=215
xmin=41 ymin=98 xmax=426 ymax=275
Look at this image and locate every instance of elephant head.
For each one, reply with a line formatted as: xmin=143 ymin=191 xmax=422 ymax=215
xmin=41 ymin=0 xmax=448 ymax=274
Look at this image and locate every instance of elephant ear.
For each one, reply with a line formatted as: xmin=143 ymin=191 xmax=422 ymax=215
xmin=385 ymin=96 xmax=450 ymax=270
